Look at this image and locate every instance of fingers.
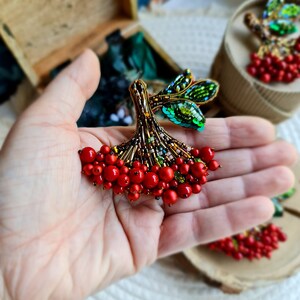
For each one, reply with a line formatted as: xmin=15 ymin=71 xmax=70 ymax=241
xmin=162 ymin=116 xmax=276 ymax=150
xmin=165 ymin=166 xmax=294 ymax=215
xmin=209 ymin=139 xmax=298 ymax=181
xmin=30 ymin=49 xmax=100 ymax=123
xmin=158 ymin=196 xmax=274 ymax=258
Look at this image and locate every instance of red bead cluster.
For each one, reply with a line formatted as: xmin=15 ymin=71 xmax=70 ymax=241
xmin=208 ymin=223 xmax=287 ymax=261
xmin=246 ymin=40 xmax=300 ymax=84
xmin=79 ymin=145 xmax=220 ymax=205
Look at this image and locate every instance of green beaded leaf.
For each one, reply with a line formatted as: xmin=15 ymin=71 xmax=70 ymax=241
xmin=279 ymin=3 xmax=300 ymax=19
xmin=263 ymin=0 xmax=284 ymax=19
xmin=273 ymin=187 xmax=296 ymax=201
xmin=269 ymin=19 xmax=297 ymax=35
xmin=161 ymin=100 xmax=205 ymax=131
xmin=158 ymin=69 xmax=193 ymax=95
xmin=271 ymin=198 xmax=284 ymax=217
xmin=173 ymin=80 xmax=219 ymax=105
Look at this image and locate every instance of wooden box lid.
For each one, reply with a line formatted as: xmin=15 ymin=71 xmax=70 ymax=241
xmin=0 ymin=0 xmax=137 ymax=86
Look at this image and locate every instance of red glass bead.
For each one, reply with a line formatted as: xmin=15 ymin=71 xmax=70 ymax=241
xmin=283 ymin=72 xmax=294 ymax=83
xmin=169 ymin=179 xmax=178 ymax=188
xmin=140 ymin=164 xmax=148 ymax=172
xmin=103 ymin=181 xmax=112 ymax=190
xmin=98 ymin=162 xmax=106 ymax=169
xmin=295 ymin=43 xmax=300 ymax=52
xmin=105 ymin=154 xmax=118 ymax=165
xmin=92 ymin=174 xmax=103 ymax=186
xmin=117 ymin=174 xmax=130 ymax=187
xmin=157 ymin=181 xmax=167 ymax=190
xmin=79 ymin=147 xmax=96 ymax=163
xmin=143 ymin=172 xmax=159 ymax=189
xmin=113 ymin=185 xmax=124 ymax=194
xmin=100 ymin=145 xmax=111 ymax=154
xmin=187 ymin=159 xmax=194 ymax=165
xmin=82 ymin=164 xmax=94 ymax=176
xmin=120 ymin=166 xmax=129 ymax=174
xmin=191 ymin=148 xmax=200 ymax=157
xmin=92 ymin=165 xmax=103 ymax=176
xmin=192 ymin=184 xmax=202 ymax=194
xmin=177 ymin=183 xmax=192 ymax=199
xmin=247 ymin=65 xmax=257 ymax=77
xmin=179 ymin=163 xmax=189 ymax=175
xmin=171 ymin=164 xmax=179 ymax=171
xmin=186 ymin=174 xmax=194 ymax=183
xmin=129 ymin=168 xmax=145 ymax=184
xmin=129 ymin=184 xmax=142 ymax=194
xmin=253 ymin=58 xmax=261 ymax=67
xmin=151 ymin=165 xmax=160 ymax=173
xmin=103 ymin=166 xmax=120 ymax=182
xmin=153 ymin=188 xmax=163 ymax=197
xmin=260 ymin=73 xmax=271 ymax=84
xmin=278 ymin=61 xmax=287 ymax=70
xmin=116 ymin=159 xmax=125 ymax=168
xmin=143 ymin=188 xmax=151 ymax=195
xmin=128 ymin=192 xmax=140 ymax=202
xmin=133 ymin=161 xmax=141 ymax=168
xmin=96 ymin=152 xmax=105 ymax=162
xmin=175 ymin=157 xmax=184 ymax=165
xmin=162 ymin=190 xmax=178 ymax=205
xmin=190 ymin=162 xmax=207 ymax=178
xmin=199 ymin=147 xmax=215 ymax=162
xmin=159 ymin=167 xmax=174 ymax=182
xmin=208 ymin=160 xmax=220 ymax=171
xmin=285 ymin=54 xmax=294 ymax=63
xmin=199 ymin=175 xmax=207 ymax=185
xmin=250 ymin=53 xmax=259 ymax=62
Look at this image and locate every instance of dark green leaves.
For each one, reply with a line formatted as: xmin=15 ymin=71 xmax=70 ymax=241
xmin=269 ymin=19 xmax=297 ymax=36
xmin=159 ymin=69 xmax=192 ymax=95
xmin=263 ymin=0 xmax=284 ymax=19
xmin=176 ymin=80 xmax=219 ymax=105
xmin=161 ymin=100 xmax=205 ymax=131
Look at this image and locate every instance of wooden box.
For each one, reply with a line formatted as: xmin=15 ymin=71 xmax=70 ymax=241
xmin=0 ymin=0 xmax=180 ymax=86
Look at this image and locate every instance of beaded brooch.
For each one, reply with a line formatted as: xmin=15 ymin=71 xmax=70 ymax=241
xmin=245 ymin=0 xmax=300 ymax=84
xmin=79 ymin=69 xmax=220 ymax=205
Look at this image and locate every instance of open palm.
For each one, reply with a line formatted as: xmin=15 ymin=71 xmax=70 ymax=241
xmin=0 ymin=50 xmax=296 ymax=300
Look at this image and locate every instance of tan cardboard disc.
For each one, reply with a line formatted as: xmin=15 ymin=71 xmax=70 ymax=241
xmin=212 ymin=0 xmax=300 ymax=123
xmin=183 ymin=162 xmax=300 ymax=293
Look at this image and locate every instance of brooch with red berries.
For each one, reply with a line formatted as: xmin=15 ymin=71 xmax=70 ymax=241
xmin=245 ymin=0 xmax=300 ymax=84
xmin=79 ymin=69 xmax=220 ymax=205
xmin=207 ymin=187 xmax=296 ymax=261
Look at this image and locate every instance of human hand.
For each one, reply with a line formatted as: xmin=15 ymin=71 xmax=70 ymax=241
xmin=0 ymin=50 xmax=297 ymax=300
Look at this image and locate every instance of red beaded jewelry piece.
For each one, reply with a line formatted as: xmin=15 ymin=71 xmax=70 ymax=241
xmin=79 ymin=70 xmax=221 ymax=205
xmin=244 ymin=1 xmax=300 ymax=84
xmin=208 ymin=223 xmax=287 ymax=261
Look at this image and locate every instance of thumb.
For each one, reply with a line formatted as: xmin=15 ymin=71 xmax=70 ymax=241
xmin=28 ymin=49 xmax=100 ymax=124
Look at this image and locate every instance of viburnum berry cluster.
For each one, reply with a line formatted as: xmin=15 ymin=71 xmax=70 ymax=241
xmin=208 ymin=223 xmax=287 ymax=261
xmin=79 ymin=145 xmax=220 ymax=205
xmin=246 ymin=38 xmax=300 ymax=84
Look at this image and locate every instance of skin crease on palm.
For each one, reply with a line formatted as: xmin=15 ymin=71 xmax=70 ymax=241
xmin=0 ymin=49 xmax=297 ymax=300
